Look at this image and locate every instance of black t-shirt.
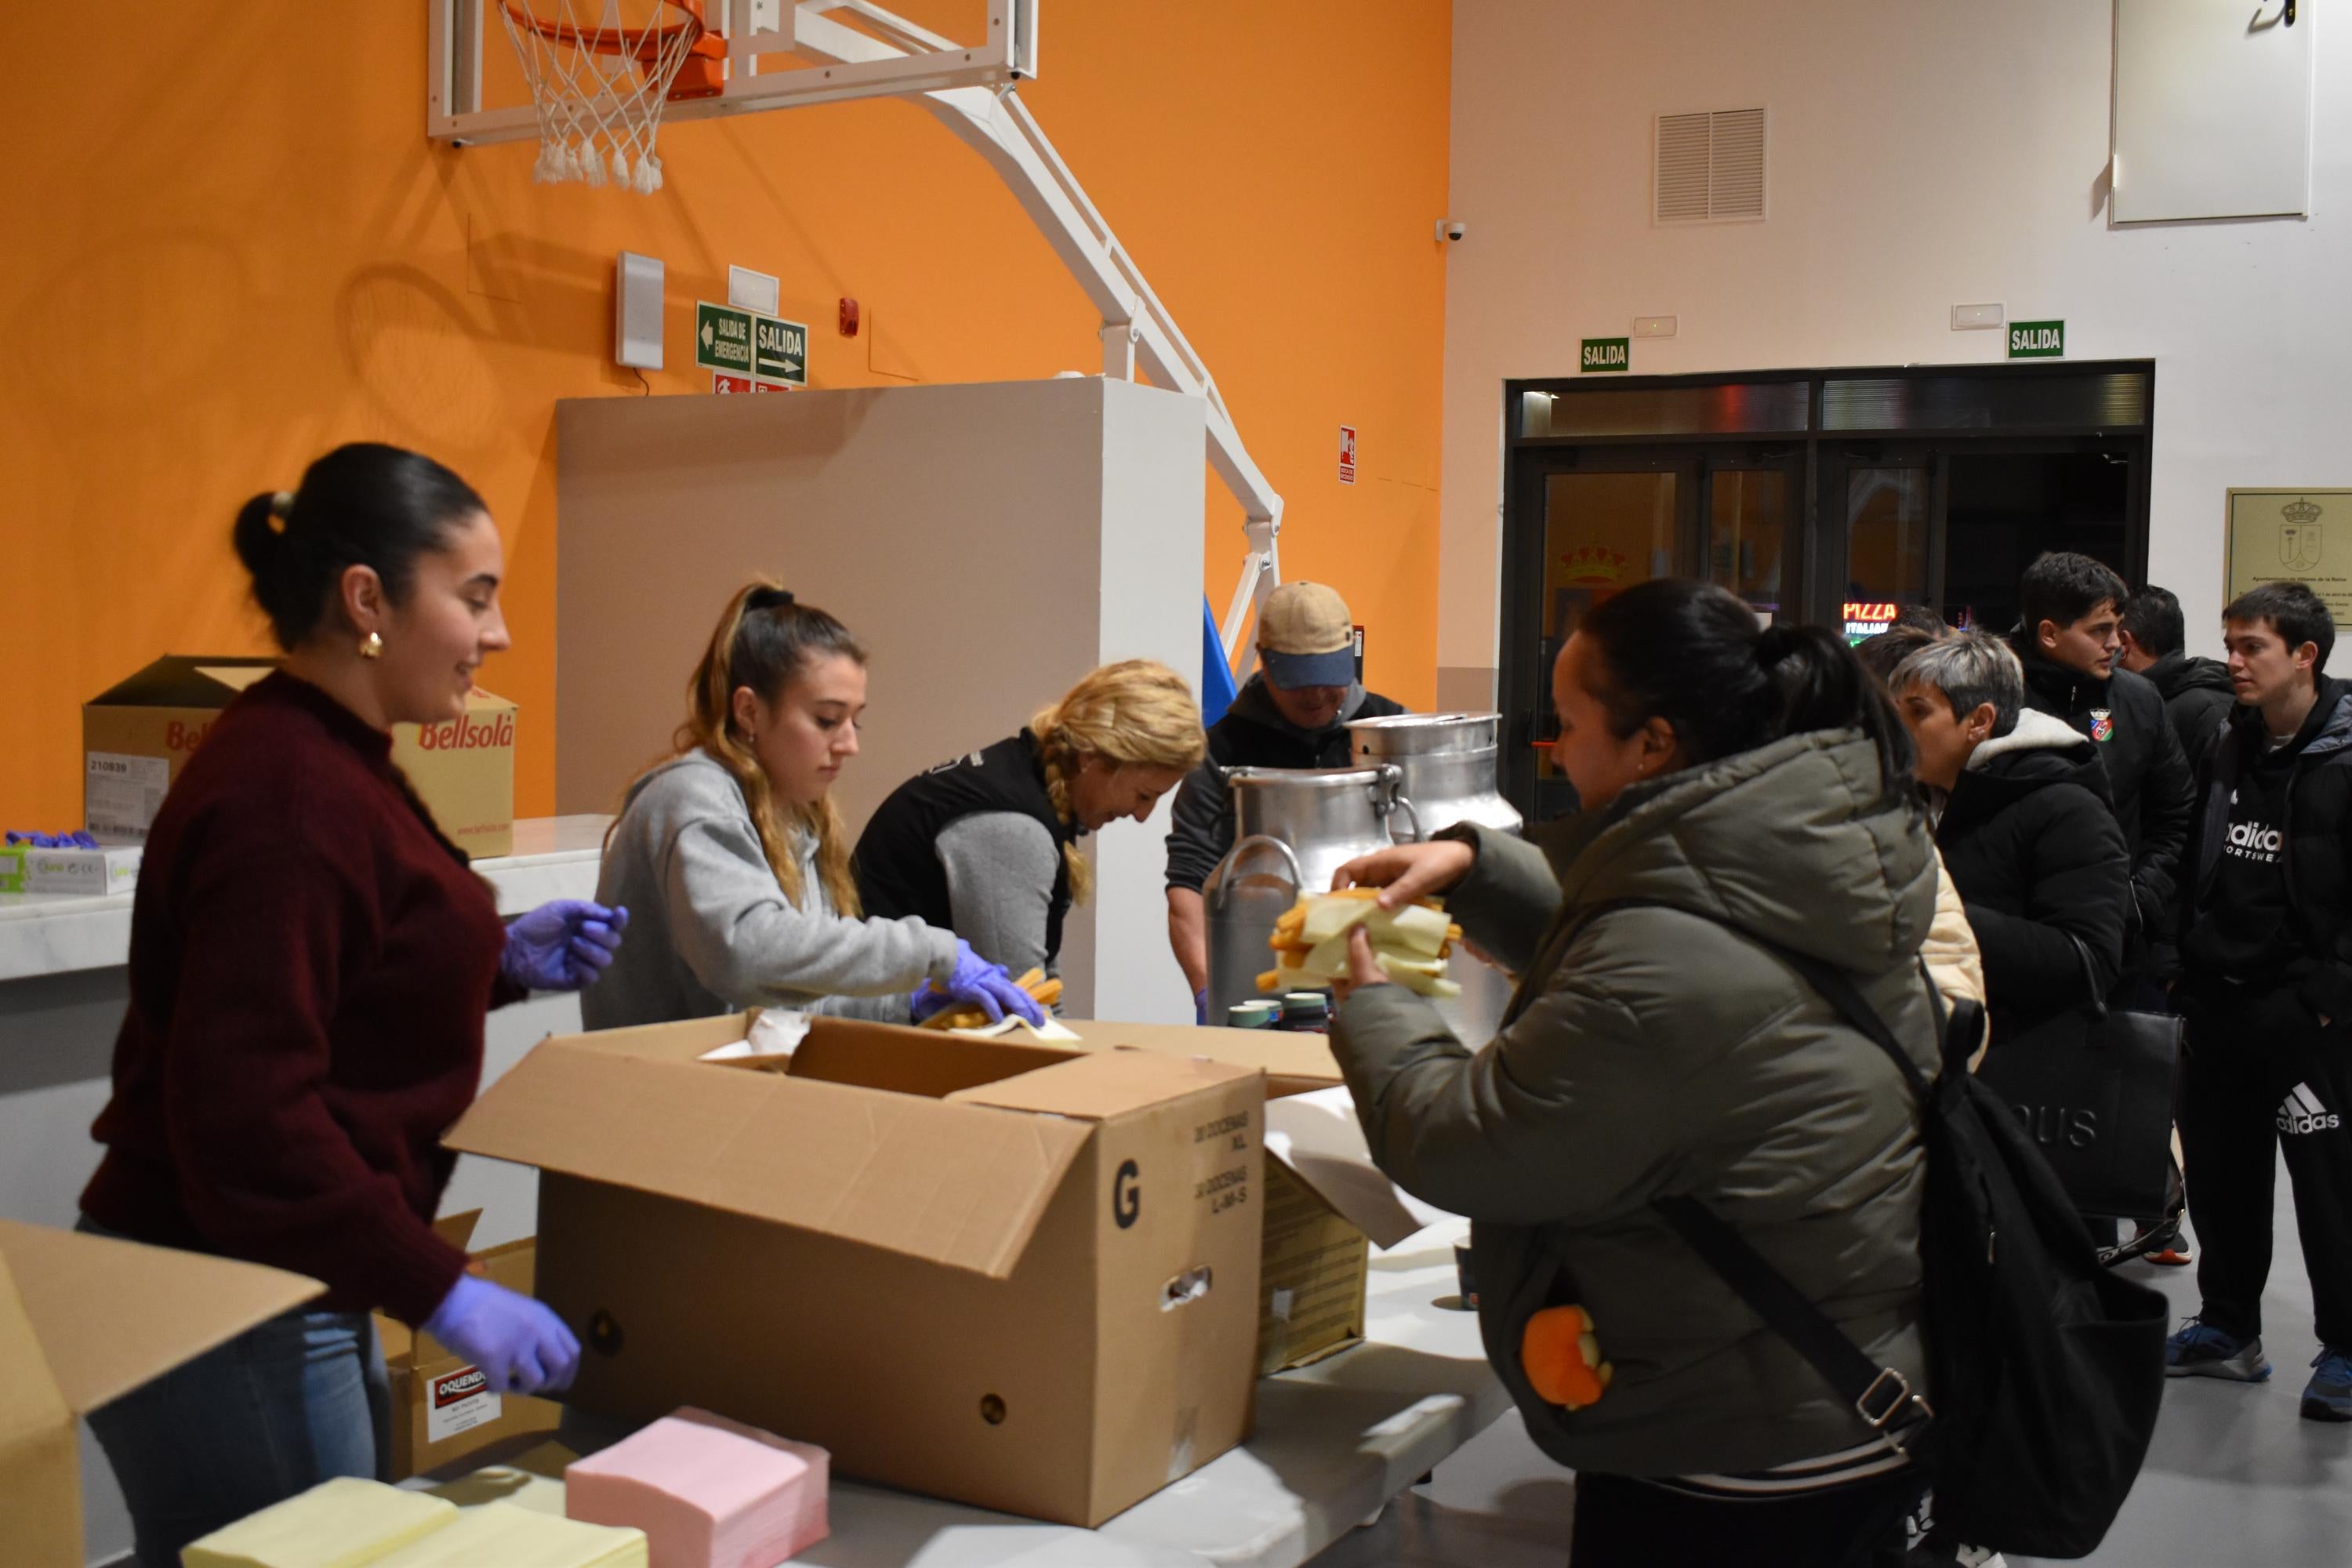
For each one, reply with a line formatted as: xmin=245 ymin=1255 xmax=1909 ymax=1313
xmin=2183 ymin=742 xmax=2297 ymax=980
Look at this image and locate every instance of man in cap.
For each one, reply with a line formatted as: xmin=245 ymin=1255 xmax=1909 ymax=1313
xmin=1165 ymin=582 xmax=1406 ymax=1015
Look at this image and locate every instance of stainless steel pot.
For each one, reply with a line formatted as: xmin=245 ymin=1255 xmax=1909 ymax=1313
xmin=1346 ymin=712 xmax=1523 ymax=838
xmin=1202 ymin=765 xmax=1416 ymax=1022
xmin=1346 ymin=712 xmax=1523 ymax=1044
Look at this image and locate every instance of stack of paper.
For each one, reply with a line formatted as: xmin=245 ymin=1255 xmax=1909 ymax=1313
xmin=183 ymin=1480 xmax=644 ymax=1568
xmin=368 ymin=1503 xmax=645 ymax=1568
xmin=181 ymin=1479 xmax=456 ymax=1568
xmin=566 ymin=1406 xmax=831 ymax=1568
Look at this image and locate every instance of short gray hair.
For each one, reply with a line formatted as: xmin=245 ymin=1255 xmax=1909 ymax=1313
xmin=1891 ymin=631 xmax=2024 ymax=736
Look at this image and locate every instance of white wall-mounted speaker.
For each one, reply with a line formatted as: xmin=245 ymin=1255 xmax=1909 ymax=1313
xmin=615 ymin=251 xmax=664 ymax=371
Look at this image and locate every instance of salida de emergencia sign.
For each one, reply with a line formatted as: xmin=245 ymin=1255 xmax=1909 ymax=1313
xmin=697 ymin=302 xmax=808 ymax=389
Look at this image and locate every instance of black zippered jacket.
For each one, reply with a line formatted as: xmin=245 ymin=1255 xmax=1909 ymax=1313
xmin=2008 ymin=637 xmax=2195 ymax=950
xmin=2143 ymin=652 xmax=2236 ymax=776
xmin=2184 ymin=677 xmax=2352 ymax=1019
xmin=1163 ymin=677 xmax=1406 ymax=892
xmin=1935 ymin=710 xmax=2129 ymax=1043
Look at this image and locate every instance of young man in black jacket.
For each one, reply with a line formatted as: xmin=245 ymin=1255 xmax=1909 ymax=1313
xmin=2168 ymin=583 xmax=2352 ymax=1421
xmin=1891 ymin=631 xmax=2129 ymax=1045
xmin=1163 ymin=582 xmax=1405 ymax=1014
xmin=2120 ymin=583 xmax=2237 ymax=773
xmin=2008 ymin=553 xmax=2196 ymax=996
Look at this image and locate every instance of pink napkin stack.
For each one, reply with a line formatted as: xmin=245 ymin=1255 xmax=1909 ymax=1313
xmin=566 ymin=1407 xmax=830 ymax=1568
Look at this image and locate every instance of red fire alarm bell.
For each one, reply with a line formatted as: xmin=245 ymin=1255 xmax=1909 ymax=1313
xmin=839 ymin=298 xmax=860 ymax=337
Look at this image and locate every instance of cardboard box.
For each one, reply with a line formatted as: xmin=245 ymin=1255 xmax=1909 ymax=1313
xmin=83 ymin=657 xmax=517 ymax=859
xmin=0 ymin=844 xmax=141 ymax=896
xmin=1056 ymin=1022 xmax=1435 ymax=1374
xmin=0 ymin=1220 xmax=320 ymax=1567
xmin=374 ymin=1213 xmax=564 ymax=1481
xmin=389 ymin=691 xmax=517 ymax=859
xmin=445 ymin=1014 xmax=1269 ymax=1527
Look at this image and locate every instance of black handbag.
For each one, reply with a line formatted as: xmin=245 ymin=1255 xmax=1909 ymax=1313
xmin=1973 ymin=938 xmax=2183 ymax=1222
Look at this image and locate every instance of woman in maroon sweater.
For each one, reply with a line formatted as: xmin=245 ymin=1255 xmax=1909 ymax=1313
xmin=79 ymin=443 xmax=625 ymax=1565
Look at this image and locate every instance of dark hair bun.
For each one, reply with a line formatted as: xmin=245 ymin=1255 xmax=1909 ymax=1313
xmin=228 ymin=445 xmax=486 ymax=651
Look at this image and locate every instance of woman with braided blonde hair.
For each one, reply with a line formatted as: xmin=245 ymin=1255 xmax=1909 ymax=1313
xmin=587 ymin=580 xmax=1043 ymax=1030
xmin=855 ymin=660 xmax=1207 ymax=981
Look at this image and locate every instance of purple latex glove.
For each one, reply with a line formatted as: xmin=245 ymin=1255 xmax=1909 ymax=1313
xmin=911 ymin=940 xmax=1047 ymax=1027
xmin=501 ymin=900 xmax=629 ymax=993
xmin=423 ymin=1273 xmax=580 ymax=1395
xmin=6 ymin=830 xmax=98 ymax=848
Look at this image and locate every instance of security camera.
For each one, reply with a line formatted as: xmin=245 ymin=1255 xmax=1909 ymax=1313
xmin=1436 ymin=220 xmax=1466 ymax=242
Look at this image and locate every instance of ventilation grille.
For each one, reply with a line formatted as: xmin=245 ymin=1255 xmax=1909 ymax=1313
xmin=1655 ymin=108 xmax=1766 ymax=224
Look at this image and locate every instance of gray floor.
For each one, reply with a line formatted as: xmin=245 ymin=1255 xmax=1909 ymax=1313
xmin=1311 ymin=1149 xmax=2352 ymax=1566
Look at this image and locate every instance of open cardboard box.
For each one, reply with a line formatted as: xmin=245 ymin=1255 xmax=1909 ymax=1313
xmin=1054 ymin=1021 xmax=1448 ymax=1374
xmin=375 ymin=1213 xmax=563 ymax=1480
xmin=84 ymin=657 xmax=517 ymax=858
xmin=446 ymin=1013 xmax=1270 ymax=1527
xmin=0 ymin=1221 xmax=321 ymax=1567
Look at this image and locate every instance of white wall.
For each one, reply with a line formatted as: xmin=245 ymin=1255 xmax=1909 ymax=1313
xmin=556 ymin=377 xmax=1205 ymax=1023
xmin=1439 ymin=0 xmax=2352 ymax=689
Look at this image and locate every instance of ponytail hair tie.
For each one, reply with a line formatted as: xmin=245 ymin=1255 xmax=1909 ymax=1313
xmin=268 ymin=491 xmax=295 ymax=527
xmin=746 ymin=586 xmax=796 ymax=613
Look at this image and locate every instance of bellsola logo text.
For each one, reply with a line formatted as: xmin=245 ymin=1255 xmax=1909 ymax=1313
xmin=416 ymin=713 xmax=514 ymax=752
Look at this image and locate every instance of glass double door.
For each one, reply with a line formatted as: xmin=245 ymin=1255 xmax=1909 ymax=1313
xmin=1503 ymin=445 xmax=1800 ymax=818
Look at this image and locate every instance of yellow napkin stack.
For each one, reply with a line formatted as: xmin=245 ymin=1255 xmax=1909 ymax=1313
xmin=183 ymin=1480 xmax=645 ymax=1568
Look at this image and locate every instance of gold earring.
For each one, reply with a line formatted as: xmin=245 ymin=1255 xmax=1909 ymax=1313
xmin=359 ymin=631 xmax=384 ymax=660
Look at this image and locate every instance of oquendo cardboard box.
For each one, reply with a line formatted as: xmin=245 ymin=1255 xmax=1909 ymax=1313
xmin=0 ymin=1220 xmax=321 ymax=1567
xmin=83 ymin=657 xmax=517 ymax=859
xmin=1055 ymin=1021 xmax=1448 ymax=1375
xmin=445 ymin=1013 xmax=1270 ymax=1527
xmin=374 ymin=1212 xmax=563 ymax=1481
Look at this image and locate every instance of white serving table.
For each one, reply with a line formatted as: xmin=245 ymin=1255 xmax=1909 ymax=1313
xmin=0 ymin=815 xmax=614 ymax=984
xmin=433 ymin=1220 xmax=1509 ymax=1568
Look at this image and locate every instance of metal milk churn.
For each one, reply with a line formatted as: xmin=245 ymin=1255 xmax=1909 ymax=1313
xmin=1201 ymin=765 xmax=1419 ymax=1022
xmin=1347 ymin=712 xmax=1525 ymax=1044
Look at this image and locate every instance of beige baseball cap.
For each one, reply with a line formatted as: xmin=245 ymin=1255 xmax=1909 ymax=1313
xmin=1258 ymin=581 xmax=1356 ymax=689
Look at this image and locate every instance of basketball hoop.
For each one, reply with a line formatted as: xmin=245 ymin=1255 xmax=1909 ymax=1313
xmin=495 ymin=0 xmax=726 ymax=193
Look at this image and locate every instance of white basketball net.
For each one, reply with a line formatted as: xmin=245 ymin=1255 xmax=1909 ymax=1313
xmin=495 ymin=1 xmax=706 ymax=194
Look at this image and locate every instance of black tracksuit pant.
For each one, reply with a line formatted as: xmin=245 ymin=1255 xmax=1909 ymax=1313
xmin=2179 ymin=982 xmax=2352 ymax=1348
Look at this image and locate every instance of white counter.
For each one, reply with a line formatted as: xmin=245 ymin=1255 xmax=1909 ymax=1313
xmin=0 ymin=816 xmax=614 ymax=983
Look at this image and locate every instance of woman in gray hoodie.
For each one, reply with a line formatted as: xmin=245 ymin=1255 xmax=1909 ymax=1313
xmin=584 ymin=582 xmax=1042 ymax=1031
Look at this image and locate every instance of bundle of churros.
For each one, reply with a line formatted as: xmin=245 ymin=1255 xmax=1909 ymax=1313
xmin=1257 ymin=887 xmax=1465 ymax=1000
xmin=916 ymin=967 xmax=1064 ymax=1031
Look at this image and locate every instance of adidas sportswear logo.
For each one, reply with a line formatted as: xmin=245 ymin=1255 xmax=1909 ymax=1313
xmin=2279 ymin=1083 xmax=2343 ymax=1136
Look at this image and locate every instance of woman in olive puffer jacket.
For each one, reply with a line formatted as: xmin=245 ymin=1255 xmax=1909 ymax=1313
xmin=1328 ymin=579 xmax=1944 ymax=1568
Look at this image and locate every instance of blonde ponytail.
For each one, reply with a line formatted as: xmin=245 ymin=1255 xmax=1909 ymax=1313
xmin=641 ymin=578 xmax=868 ymax=914
xmin=1030 ymin=659 xmax=1207 ymax=904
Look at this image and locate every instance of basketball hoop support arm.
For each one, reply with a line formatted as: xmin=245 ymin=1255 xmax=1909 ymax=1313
xmin=429 ymin=0 xmax=1283 ymax=676
xmin=783 ymin=5 xmax=1282 ymax=673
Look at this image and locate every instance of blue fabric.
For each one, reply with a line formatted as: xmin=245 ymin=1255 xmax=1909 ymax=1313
xmin=1201 ymin=596 xmax=1239 ymax=728
xmin=1260 ymin=645 xmax=1357 ymax=691
xmin=78 ymin=1221 xmax=387 ymax=1568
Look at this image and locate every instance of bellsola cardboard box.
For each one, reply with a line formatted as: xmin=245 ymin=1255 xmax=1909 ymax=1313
xmin=445 ymin=1013 xmax=1270 ymax=1527
xmin=82 ymin=657 xmax=517 ymax=859
xmin=372 ymin=1212 xmax=563 ymax=1481
xmin=0 ymin=1221 xmax=321 ymax=1568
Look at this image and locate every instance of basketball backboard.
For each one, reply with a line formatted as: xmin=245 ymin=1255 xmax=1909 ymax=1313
xmin=427 ymin=0 xmax=1039 ymax=147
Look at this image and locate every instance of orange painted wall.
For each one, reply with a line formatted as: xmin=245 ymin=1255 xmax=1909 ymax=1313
xmin=1 ymin=3 xmax=1450 ymax=829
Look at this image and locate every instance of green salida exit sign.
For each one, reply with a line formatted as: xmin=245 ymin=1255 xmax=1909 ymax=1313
xmin=2009 ymin=320 xmax=2065 ymax=359
xmin=1581 ymin=337 xmax=1631 ymax=373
